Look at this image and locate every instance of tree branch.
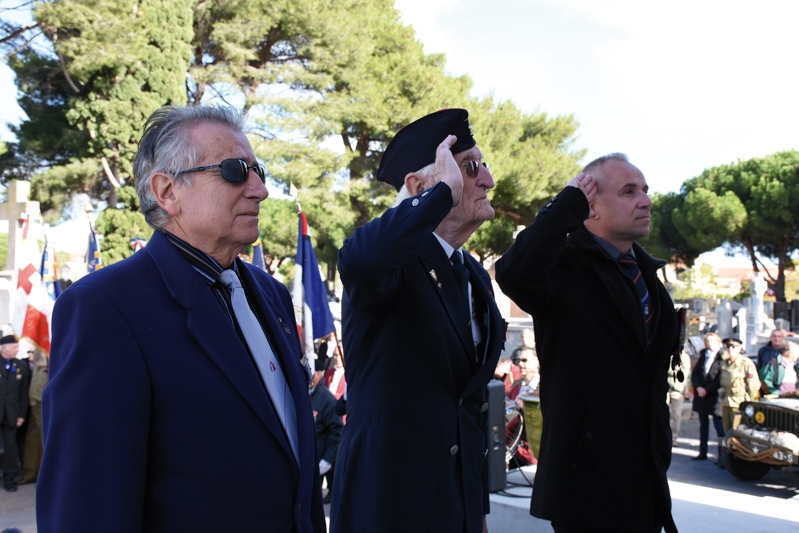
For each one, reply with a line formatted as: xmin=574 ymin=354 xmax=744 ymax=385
xmin=0 ymin=22 xmax=39 ymax=46
xmin=57 ymin=50 xmax=80 ymax=93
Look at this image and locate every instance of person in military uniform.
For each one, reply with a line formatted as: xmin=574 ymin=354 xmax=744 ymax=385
xmin=0 ymin=335 xmax=31 ymax=492
xmin=718 ymin=337 xmax=760 ymax=432
xmin=18 ymin=348 xmax=48 ymax=485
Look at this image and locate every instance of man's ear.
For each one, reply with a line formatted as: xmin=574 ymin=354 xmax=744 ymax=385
xmin=403 ymin=172 xmax=428 ymax=196
xmin=150 ymin=172 xmax=180 ymax=216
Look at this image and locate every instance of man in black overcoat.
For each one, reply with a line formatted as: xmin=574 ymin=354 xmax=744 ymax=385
xmin=331 ymin=109 xmax=504 ymax=533
xmin=0 ymin=335 xmax=31 ymax=492
xmin=496 ymin=153 xmax=681 ymax=533
xmin=691 ymin=332 xmax=725 ymax=462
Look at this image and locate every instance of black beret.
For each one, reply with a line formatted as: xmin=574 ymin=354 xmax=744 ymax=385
xmin=722 ymin=337 xmax=742 ymax=347
xmin=0 ymin=335 xmax=18 ymax=345
xmin=377 ymin=108 xmax=476 ymax=191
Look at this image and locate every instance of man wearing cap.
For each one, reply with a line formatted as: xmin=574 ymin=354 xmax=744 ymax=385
xmin=496 ymin=154 xmax=681 ymax=532
xmin=331 ymin=109 xmax=504 ymax=533
xmin=38 ymin=106 xmax=325 ymax=532
xmin=0 ymin=335 xmax=30 ymax=492
xmin=719 ymin=337 xmax=760 ymax=432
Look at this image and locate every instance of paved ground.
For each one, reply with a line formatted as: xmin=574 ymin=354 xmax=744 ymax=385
xmin=3 ymin=413 xmax=799 ymax=532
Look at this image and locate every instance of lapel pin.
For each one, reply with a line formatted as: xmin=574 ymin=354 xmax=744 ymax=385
xmin=429 ymin=269 xmax=438 ymax=282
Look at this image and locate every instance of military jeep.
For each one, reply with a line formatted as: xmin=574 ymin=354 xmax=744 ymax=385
xmin=722 ymin=398 xmax=799 ymax=480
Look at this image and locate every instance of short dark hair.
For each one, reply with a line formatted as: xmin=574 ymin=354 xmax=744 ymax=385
xmin=582 ymin=152 xmax=629 ymax=175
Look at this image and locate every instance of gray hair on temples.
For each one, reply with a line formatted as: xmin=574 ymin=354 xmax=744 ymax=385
xmin=582 ymin=152 xmax=629 ymax=175
xmin=133 ymin=105 xmax=248 ymax=230
xmin=391 ymin=162 xmax=435 ymax=208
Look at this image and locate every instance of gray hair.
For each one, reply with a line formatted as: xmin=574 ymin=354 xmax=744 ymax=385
xmin=390 ymin=162 xmax=436 ymax=208
xmin=582 ymin=152 xmax=629 ymax=176
xmin=133 ymin=105 xmax=247 ymax=230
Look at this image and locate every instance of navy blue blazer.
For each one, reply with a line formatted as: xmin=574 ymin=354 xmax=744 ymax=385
xmin=331 ymin=182 xmax=504 ymax=533
xmin=37 ymin=231 xmax=325 ymax=532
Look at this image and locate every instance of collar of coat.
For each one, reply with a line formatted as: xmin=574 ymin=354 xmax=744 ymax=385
xmin=568 ymin=226 xmax=667 ymax=273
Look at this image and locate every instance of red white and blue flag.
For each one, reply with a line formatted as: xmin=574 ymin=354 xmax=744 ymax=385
xmin=11 ymin=216 xmax=59 ymax=355
xmin=130 ymin=236 xmax=147 ymax=253
xmin=292 ymin=210 xmax=335 ymax=374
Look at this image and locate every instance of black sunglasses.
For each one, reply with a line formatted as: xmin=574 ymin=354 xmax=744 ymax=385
xmin=461 ymin=160 xmax=489 ymax=178
xmin=175 ymin=158 xmax=266 ymax=184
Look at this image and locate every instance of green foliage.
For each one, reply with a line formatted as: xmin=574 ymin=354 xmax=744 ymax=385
xmin=640 ymin=192 xmax=703 ymax=268
xmin=258 ymin=197 xmax=296 ymax=274
xmin=673 ymin=150 xmax=799 ymax=301
xmin=4 ymin=0 xmax=585 ymax=287
xmin=25 ymin=0 xmax=194 ymax=213
xmin=466 ymin=97 xmax=583 ymax=258
xmin=93 ymin=186 xmax=153 ymax=265
xmin=0 ymin=232 xmax=7 ymax=269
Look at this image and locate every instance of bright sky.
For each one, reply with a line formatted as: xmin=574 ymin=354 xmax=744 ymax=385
xmin=1 ymin=0 xmax=794 ymax=266
xmin=394 ymin=0 xmax=799 ymax=195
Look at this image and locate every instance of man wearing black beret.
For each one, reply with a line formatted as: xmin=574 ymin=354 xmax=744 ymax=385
xmin=0 ymin=335 xmax=30 ymax=492
xmin=331 ymin=109 xmax=504 ymax=532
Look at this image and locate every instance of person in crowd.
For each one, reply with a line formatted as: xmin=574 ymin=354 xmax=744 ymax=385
xmin=310 ymin=352 xmax=343 ymax=504
xmin=757 ymin=328 xmax=785 ymax=370
xmin=759 ymin=341 xmax=799 ymax=397
xmin=17 ymin=348 xmax=47 ymax=485
xmin=324 ymin=340 xmax=346 ymax=401
xmin=691 ymin=333 xmax=725 ymax=463
xmin=510 ymin=348 xmax=540 ymax=403
xmin=496 ymin=153 xmax=681 ymax=533
xmin=0 ymin=335 xmax=30 ymax=493
xmin=511 ymin=327 xmax=535 ymax=363
xmin=494 ymin=355 xmax=519 ymax=397
xmin=719 ymin=337 xmax=760 ymax=432
xmin=37 ymin=105 xmax=325 ymax=532
xmin=667 ymin=348 xmax=691 ymax=447
xmin=332 ymin=109 xmax=504 ymax=533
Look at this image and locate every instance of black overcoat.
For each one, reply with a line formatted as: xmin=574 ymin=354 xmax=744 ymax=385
xmin=1 ymin=358 xmax=31 ymax=424
xmin=331 ymin=182 xmax=504 ymax=533
xmin=495 ymin=186 xmax=680 ymax=533
xmin=691 ymin=348 xmax=723 ymax=415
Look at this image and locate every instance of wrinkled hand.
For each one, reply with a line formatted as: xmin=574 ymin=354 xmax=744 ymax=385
xmin=319 ymin=459 xmax=332 ymax=476
xmin=697 ymin=386 xmax=706 ymax=398
xmin=433 ymin=135 xmax=463 ymax=207
xmin=16 ymin=417 xmax=24 ymax=428
xmin=567 ymin=172 xmax=597 ymax=215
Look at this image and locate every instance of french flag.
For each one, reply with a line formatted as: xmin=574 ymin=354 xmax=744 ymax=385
xmin=292 ymin=211 xmax=335 ymax=374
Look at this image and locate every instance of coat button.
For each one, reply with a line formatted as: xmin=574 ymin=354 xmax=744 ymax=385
xmin=450 ymin=445 xmax=459 ymax=455
xmin=586 ymin=432 xmax=592 ymax=439
xmin=412 ymin=199 xmax=419 ymax=206
xmin=480 ymin=403 xmax=488 ymax=412
xmin=297 ymin=504 xmax=302 ymax=515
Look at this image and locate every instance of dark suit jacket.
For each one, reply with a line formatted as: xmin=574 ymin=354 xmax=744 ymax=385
xmin=1 ymin=358 xmax=31 ymax=425
xmin=311 ymin=384 xmax=342 ymax=465
xmin=331 ymin=182 xmax=504 ymax=533
xmin=37 ymin=231 xmax=325 ymax=533
xmin=496 ymin=186 xmax=680 ymax=533
xmin=691 ymin=348 xmax=723 ymax=415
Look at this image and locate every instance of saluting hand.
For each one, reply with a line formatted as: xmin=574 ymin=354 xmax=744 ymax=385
xmin=434 ymin=135 xmax=464 ymax=207
xmin=567 ymin=172 xmax=597 ymax=216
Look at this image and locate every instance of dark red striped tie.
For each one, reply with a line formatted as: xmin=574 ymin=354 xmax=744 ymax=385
xmin=619 ymin=252 xmax=654 ymax=344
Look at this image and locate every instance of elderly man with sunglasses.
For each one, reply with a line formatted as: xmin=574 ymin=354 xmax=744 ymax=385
xmin=331 ymin=109 xmax=504 ymax=533
xmin=37 ymin=106 xmax=326 ymax=533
